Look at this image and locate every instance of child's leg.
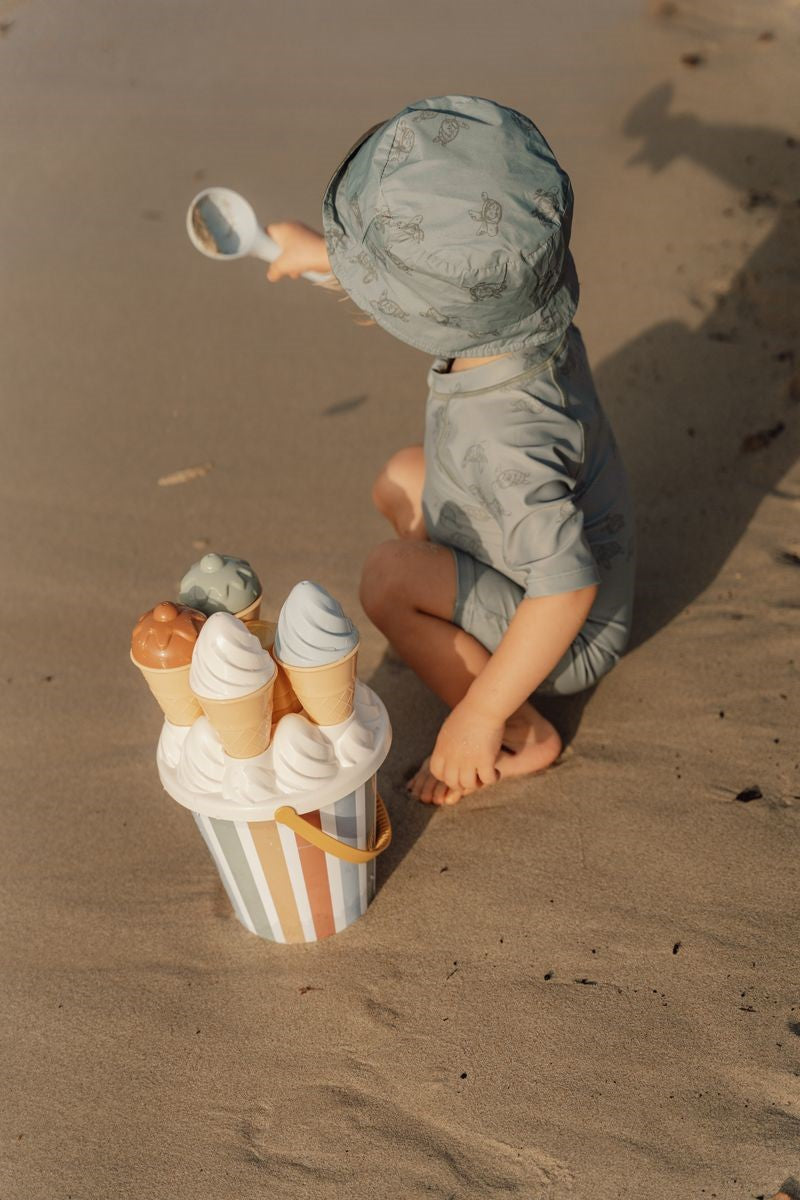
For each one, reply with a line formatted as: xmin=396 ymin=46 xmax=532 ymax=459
xmin=360 ymin=540 xmax=561 ymax=805
xmin=371 ymin=446 xmax=428 ymax=540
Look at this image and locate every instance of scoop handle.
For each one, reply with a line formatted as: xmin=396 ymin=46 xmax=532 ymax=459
xmin=250 ymin=228 xmax=334 ymax=285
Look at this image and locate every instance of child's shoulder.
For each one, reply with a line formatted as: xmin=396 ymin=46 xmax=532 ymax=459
xmin=512 ymin=327 xmax=602 ymax=419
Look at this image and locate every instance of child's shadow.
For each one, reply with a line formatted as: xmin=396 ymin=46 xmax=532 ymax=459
xmin=604 ymin=82 xmax=800 ymax=645
xmin=371 ymin=84 xmax=799 ymax=879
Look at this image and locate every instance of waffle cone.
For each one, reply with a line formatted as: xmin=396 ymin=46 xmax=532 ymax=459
xmin=278 ymin=644 xmax=358 ymax=726
xmin=196 ymin=677 xmax=275 ymax=758
xmin=235 ymin=593 xmax=262 ymax=624
xmin=269 ymin=651 xmax=303 ymax=727
xmin=131 ymin=654 xmax=202 ymax=726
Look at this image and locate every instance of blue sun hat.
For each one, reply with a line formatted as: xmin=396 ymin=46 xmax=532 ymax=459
xmin=322 ymin=95 xmax=579 ymax=358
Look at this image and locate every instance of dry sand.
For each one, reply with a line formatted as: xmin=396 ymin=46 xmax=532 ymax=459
xmin=1 ymin=0 xmax=798 ymax=1196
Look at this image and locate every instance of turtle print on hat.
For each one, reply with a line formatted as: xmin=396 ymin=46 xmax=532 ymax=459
xmin=374 ymin=209 xmax=425 ymax=245
xmin=351 ymin=250 xmax=377 ymax=284
xmin=423 ymin=306 xmax=455 ymax=326
xmin=469 ymin=192 xmax=503 ymax=237
xmin=469 ymin=276 xmax=508 ymax=302
xmin=373 ymin=291 xmax=409 ymax=321
xmin=433 ymin=116 xmax=469 ymax=146
xmin=327 ymin=226 xmax=348 ymax=253
xmin=385 ymin=120 xmax=416 ymax=166
xmin=372 ymin=243 xmax=412 ymax=274
xmin=349 ymin=193 xmax=363 ymax=228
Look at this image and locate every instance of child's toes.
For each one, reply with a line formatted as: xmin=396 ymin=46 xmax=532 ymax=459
xmin=418 ymin=771 xmax=442 ymax=804
xmin=405 ymin=758 xmax=431 ymax=799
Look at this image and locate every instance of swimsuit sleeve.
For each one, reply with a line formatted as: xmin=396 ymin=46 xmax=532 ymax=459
xmin=490 ymin=422 xmax=601 ymax=599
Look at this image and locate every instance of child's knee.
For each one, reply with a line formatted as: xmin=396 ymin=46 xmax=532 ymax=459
xmin=371 ymin=446 xmax=424 ymax=524
xmin=359 ymin=540 xmax=407 ymax=619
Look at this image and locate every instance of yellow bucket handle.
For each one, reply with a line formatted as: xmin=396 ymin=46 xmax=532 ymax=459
xmin=274 ymin=792 xmax=392 ymax=864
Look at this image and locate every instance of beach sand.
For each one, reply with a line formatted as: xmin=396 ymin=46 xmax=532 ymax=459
xmin=0 ymin=0 xmax=798 ymax=1196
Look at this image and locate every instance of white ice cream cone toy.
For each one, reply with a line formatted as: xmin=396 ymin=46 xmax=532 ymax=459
xmin=189 ymin=612 xmax=277 ymax=759
xmin=278 ymin=644 xmax=359 ymax=726
xmin=273 ymin=581 xmax=360 ymax=727
xmin=131 ymin=602 xmax=206 ymax=726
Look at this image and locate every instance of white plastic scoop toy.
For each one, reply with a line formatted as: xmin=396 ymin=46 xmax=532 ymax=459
xmin=186 ymin=187 xmax=331 ymax=283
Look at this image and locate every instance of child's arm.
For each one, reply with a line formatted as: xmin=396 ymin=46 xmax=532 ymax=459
xmin=264 ymin=223 xmax=331 ymax=281
xmin=429 ymin=584 xmax=598 ymax=791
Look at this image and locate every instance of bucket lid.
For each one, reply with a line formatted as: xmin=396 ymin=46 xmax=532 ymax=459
xmin=157 ymin=680 xmax=391 ymax=821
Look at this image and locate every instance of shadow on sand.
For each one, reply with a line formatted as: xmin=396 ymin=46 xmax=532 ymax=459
xmin=371 ymin=82 xmax=799 ymax=883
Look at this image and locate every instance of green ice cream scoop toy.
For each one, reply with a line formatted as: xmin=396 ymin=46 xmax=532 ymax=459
xmin=178 ymin=553 xmax=262 ymax=622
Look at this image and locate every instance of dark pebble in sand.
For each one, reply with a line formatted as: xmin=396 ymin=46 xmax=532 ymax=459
xmin=735 ymin=787 xmax=762 ymax=803
xmin=544 ymin=971 xmax=554 ymax=981
xmin=741 ymin=188 xmax=778 ymax=211
xmin=707 ymin=330 xmax=736 ymax=343
xmin=680 ymin=52 xmax=705 ymax=67
xmin=778 ymin=551 xmax=800 ymax=567
xmin=673 ymin=941 xmax=682 ymax=954
xmin=741 ymin=421 xmax=785 ymax=452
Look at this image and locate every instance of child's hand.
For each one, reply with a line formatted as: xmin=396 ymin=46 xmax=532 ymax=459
xmin=430 ymin=698 xmax=503 ymax=793
xmin=265 ymin=222 xmax=331 ymax=281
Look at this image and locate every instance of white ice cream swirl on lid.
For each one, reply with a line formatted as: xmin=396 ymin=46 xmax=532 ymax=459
xmin=177 ymin=717 xmax=226 ymax=793
xmin=274 ymin=581 xmax=358 ymax=667
xmin=272 ymin=714 xmax=338 ymax=792
xmin=189 ymin=612 xmax=276 ymax=700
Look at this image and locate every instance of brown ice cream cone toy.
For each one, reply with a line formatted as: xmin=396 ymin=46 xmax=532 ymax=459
xmin=130 ymin=602 xmax=206 ymax=726
xmin=248 ymin=620 xmax=303 ymax=727
xmin=189 ymin=612 xmax=277 ymax=758
xmin=273 ymin=582 xmax=359 ymax=727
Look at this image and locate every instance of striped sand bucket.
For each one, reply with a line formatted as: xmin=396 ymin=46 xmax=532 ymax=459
xmin=191 ymin=779 xmax=390 ymax=942
xmin=157 ymin=681 xmax=392 ymax=943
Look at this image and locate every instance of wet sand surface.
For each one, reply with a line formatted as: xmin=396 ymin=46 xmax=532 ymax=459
xmin=1 ymin=1 xmax=798 ymax=1196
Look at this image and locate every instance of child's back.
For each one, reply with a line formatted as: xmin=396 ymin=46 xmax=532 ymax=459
xmin=423 ymin=325 xmax=634 ymax=694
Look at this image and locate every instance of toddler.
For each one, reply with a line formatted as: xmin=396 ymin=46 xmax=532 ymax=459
xmin=267 ymin=95 xmax=635 ymax=806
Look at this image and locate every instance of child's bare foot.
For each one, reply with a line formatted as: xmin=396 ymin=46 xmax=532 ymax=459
xmin=406 ymin=704 xmax=562 ymax=806
xmin=406 ymin=757 xmax=465 ymax=806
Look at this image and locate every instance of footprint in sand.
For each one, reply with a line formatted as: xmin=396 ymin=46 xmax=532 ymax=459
xmin=236 ymin=1085 xmax=572 ymax=1197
